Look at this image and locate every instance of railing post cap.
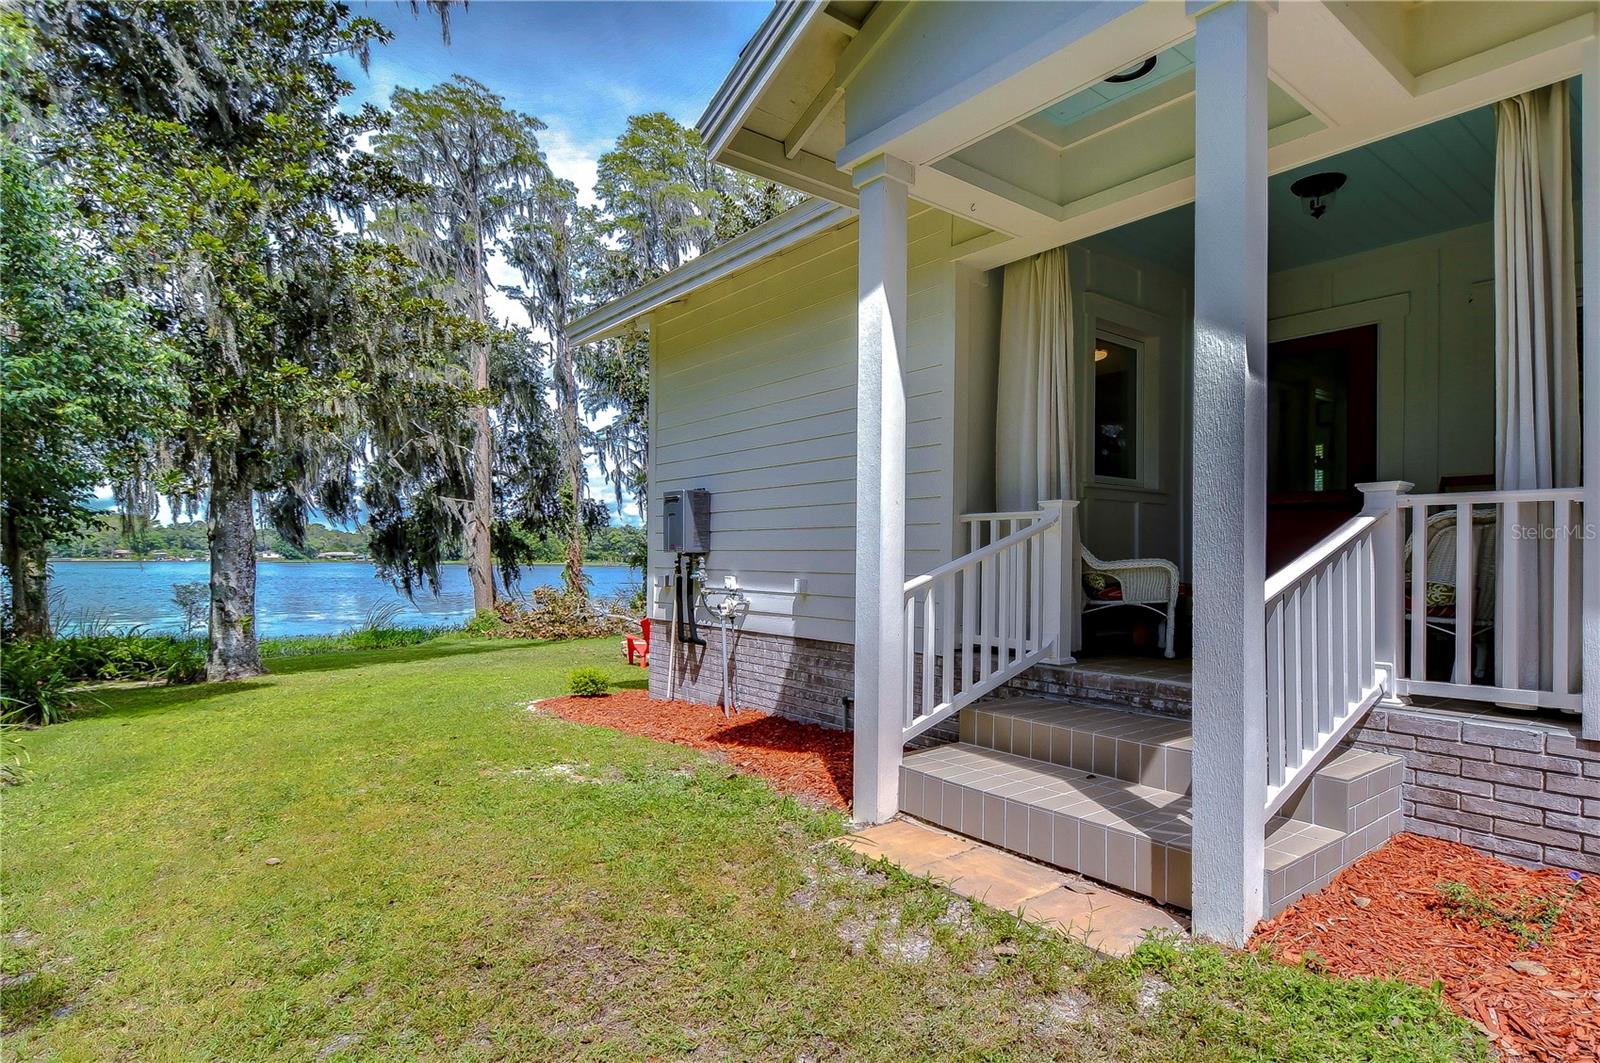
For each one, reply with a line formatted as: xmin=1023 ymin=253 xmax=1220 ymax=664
xmin=1356 ymin=480 xmax=1414 ymax=495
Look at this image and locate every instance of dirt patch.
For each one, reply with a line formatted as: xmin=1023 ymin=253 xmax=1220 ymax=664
xmin=1251 ymin=832 xmax=1597 ymax=1063
xmin=537 ymin=690 xmax=852 ymax=809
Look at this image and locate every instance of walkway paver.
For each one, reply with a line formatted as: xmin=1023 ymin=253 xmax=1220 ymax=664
xmin=838 ymin=817 xmax=1187 ymax=957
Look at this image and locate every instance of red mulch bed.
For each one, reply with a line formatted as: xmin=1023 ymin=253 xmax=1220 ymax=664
xmin=1251 ymin=833 xmax=1598 ymax=1062
xmin=537 ymin=689 xmax=852 ymax=810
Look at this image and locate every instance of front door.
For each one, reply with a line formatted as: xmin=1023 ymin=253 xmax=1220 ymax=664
xmin=1266 ymin=325 xmax=1378 ymax=573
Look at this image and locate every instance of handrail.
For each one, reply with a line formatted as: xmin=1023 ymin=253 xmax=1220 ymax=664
xmin=1265 ymin=513 xmax=1378 ymax=601
xmin=1398 ymin=487 xmax=1583 ymax=506
xmin=899 ymin=503 xmax=1070 ymax=742
xmin=904 ymin=510 xmax=1059 ymax=595
xmin=958 ymin=510 xmax=1047 ymax=523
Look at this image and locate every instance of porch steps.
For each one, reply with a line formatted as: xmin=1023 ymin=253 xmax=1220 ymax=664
xmin=900 ymin=697 xmax=1403 ymax=915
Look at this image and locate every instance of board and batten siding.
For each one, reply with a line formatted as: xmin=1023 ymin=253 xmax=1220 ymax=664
xmin=647 ymin=205 xmax=963 ymax=646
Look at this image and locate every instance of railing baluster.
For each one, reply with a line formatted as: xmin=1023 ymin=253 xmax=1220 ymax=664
xmin=981 ymin=552 xmax=995 ymax=680
xmin=995 ymin=546 xmax=1009 ymax=674
xmin=1453 ymin=502 xmax=1473 ymax=685
xmin=962 ymin=562 xmax=977 ymax=688
xmin=1329 ymin=550 xmax=1347 ymax=718
xmin=1283 ymin=585 xmax=1302 ymax=761
xmin=922 ymin=585 xmax=936 ymax=721
xmin=904 ymin=594 xmax=916 ymax=727
xmin=1344 ymin=546 xmax=1361 ymax=704
xmin=1410 ymin=503 xmax=1427 ymax=683
xmin=1553 ymin=497 xmax=1572 ymax=695
xmin=942 ymin=571 xmax=956 ymax=705
xmin=1498 ymin=501 xmax=1520 ymax=693
xmin=1029 ymin=532 xmax=1042 ymax=654
xmin=1266 ymin=599 xmax=1285 ymax=789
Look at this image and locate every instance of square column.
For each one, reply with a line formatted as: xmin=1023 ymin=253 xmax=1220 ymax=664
xmin=852 ymin=154 xmax=913 ymax=824
xmin=1583 ymin=39 xmax=1599 ymax=741
xmin=1188 ymin=0 xmax=1272 ymax=944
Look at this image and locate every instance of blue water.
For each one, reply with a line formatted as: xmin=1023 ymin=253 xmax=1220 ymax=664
xmin=47 ymin=560 xmax=639 ymax=637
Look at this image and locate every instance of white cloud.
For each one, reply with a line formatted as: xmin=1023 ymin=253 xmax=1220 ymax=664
xmin=540 ymin=126 xmax=605 ymax=208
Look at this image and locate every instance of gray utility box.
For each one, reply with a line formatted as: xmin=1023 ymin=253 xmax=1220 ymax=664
xmin=662 ymin=488 xmax=712 ymax=554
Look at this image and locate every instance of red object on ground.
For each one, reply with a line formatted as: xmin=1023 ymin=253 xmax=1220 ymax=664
xmin=1251 ymin=833 xmax=1598 ymax=1063
xmin=622 ymin=618 xmax=650 ymax=666
xmin=538 ymin=689 xmax=852 ymax=809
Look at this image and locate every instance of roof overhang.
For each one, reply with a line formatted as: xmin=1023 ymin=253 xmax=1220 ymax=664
xmin=568 ymin=197 xmax=856 ymax=345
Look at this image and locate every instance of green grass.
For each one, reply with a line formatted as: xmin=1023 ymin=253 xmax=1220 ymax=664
xmin=2 ymin=637 xmax=1487 ymax=1061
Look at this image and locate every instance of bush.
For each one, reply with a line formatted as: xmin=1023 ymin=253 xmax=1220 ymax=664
xmin=567 ymin=667 xmax=610 ymax=697
xmin=476 ymin=587 xmax=634 ymax=642
xmin=0 ymin=631 xmax=205 ymax=724
xmin=463 ymin=609 xmax=506 ymax=636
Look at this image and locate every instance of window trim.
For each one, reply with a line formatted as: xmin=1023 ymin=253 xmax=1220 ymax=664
xmin=1084 ymin=310 xmax=1160 ymax=491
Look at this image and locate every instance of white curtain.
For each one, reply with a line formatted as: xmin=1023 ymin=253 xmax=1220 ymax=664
xmin=995 ymin=247 xmax=1074 ymax=509
xmin=1493 ymin=81 xmax=1579 ymax=692
xmin=995 ymin=247 xmax=1078 ymax=650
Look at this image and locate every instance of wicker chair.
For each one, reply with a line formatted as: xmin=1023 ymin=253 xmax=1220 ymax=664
xmin=1402 ymin=507 xmax=1497 ymax=681
xmin=1081 ymin=545 xmax=1181 ymax=658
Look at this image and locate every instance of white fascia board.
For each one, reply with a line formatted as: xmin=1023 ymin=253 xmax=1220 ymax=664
xmin=567 ymin=198 xmax=856 ymax=345
xmin=698 ymin=2 xmax=824 ymax=160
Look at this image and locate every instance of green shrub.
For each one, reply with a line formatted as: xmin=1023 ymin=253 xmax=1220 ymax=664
xmin=0 ymin=631 xmax=205 ymax=724
xmin=464 ymin=609 xmax=506 ymax=636
xmin=566 ymin=667 xmax=610 ymax=697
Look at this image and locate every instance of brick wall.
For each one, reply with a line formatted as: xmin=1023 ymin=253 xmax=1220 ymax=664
xmin=649 ymin=627 xmax=855 ymax=729
xmin=1349 ymin=706 xmax=1600 ymax=873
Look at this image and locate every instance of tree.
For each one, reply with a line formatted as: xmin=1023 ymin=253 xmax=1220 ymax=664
xmin=0 ymin=15 xmax=175 ymax=639
xmin=24 ymin=1 xmax=468 ymax=679
xmin=582 ymin=114 xmax=802 ymax=525
xmin=373 ymin=76 xmax=550 ymax=611
xmin=502 ymin=178 xmax=602 ymax=594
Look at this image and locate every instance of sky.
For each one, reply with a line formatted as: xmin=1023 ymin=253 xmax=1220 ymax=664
xmin=339 ymin=0 xmax=771 ymax=525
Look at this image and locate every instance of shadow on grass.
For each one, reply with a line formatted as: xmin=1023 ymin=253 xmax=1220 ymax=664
xmin=264 ymin=636 xmax=553 ymax=677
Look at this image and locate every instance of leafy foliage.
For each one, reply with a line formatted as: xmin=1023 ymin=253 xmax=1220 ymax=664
xmin=475 ymin=587 xmax=633 ymax=642
xmin=0 ymin=14 xmax=176 ymax=639
xmin=22 ymin=1 xmax=474 ymax=679
xmin=566 ymin=666 xmax=610 ymax=697
xmin=0 ymin=631 xmax=205 ymax=724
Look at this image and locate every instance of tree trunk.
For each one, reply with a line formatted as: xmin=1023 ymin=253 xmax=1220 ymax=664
xmin=2 ymin=511 xmax=51 ymax=639
xmin=556 ymin=333 xmax=585 ymax=597
xmin=465 ymin=220 xmax=497 ymax=613
xmin=207 ymin=464 xmax=264 ymax=681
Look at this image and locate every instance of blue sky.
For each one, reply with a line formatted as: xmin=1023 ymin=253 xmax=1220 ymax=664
xmin=342 ymin=1 xmax=767 ymax=206
xmin=343 ymin=1 xmax=771 ymax=525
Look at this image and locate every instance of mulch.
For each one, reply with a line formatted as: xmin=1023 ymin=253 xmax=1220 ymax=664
xmin=536 ymin=689 xmax=853 ymax=810
xmin=1251 ymin=832 xmax=1598 ymax=1063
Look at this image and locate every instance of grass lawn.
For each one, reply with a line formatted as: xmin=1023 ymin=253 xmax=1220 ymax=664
xmin=3 ymin=637 xmax=1487 ymax=1061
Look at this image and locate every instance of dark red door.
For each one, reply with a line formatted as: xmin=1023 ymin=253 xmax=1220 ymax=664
xmin=1266 ymin=325 xmax=1378 ymax=574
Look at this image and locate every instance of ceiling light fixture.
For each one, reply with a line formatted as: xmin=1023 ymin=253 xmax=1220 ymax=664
xmin=1104 ymin=57 xmax=1157 ymax=84
xmin=1289 ymin=171 xmax=1348 ymax=220
xmin=1094 ymin=347 xmax=1110 ymax=362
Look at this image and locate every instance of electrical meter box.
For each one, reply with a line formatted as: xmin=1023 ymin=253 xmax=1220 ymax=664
xmin=662 ymin=488 xmax=711 ymax=554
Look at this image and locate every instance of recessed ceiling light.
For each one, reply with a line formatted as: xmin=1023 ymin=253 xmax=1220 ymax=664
xmin=1104 ymin=57 xmax=1157 ymax=84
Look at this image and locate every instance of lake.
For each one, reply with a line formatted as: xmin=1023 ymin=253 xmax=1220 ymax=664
xmin=47 ymin=560 xmax=641 ymax=637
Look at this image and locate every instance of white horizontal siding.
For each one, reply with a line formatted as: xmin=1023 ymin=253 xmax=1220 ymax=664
xmin=648 ymin=206 xmax=959 ymax=644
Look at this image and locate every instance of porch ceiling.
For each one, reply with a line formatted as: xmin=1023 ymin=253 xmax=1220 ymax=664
xmin=701 ymin=1 xmax=1596 ymax=271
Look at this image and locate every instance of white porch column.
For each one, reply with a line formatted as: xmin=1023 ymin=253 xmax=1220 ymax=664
xmin=851 ymin=154 xmax=913 ymax=824
xmin=1582 ymin=39 xmax=1600 ymax=741
xmin=1188 ymin=0 xmax=1272 ymax=944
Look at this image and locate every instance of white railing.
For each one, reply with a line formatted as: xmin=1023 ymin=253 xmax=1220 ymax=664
xmin=1392 ymin=487 xmax=1584 ymax=713
xmin=1262 ymin=487 xmax=1396 ymax=816
xmin=900 ymin=502 xmax=1074 ymax=741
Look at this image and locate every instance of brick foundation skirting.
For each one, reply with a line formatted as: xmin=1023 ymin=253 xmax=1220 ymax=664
xmin=648 ymin=627 xmax=856 ymax=729
xmin=1349 ymin=705 xmax=1600 ymax=874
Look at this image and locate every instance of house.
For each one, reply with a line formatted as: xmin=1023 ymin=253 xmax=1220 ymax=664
xmin=570 ymin=0 xmax=1599 ymax=944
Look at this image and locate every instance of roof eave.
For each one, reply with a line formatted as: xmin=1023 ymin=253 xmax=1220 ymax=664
xmin=567 ymin=198 xmax=857 ymax=346
xmin=697 ymin=1 xmax=825 ymax=160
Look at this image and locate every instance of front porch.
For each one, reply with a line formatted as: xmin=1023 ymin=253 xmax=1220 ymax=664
xmin=839 ymin=3 xmax=1600 ymax=943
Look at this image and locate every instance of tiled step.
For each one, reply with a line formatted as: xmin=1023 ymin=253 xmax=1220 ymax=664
xmin=964 ymin=698 xmax=1403 ymax=838
xmin=901 ymin=743 xmax=1348 ymax=913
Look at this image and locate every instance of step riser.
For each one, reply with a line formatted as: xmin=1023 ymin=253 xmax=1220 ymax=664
xmin=901 ymin=761 xmax=1193 ymax=908
xmin=1006 ymin=664 xmax=1192 ymax=717
xmin=963 ymin=702 xmax=1191 ymax=792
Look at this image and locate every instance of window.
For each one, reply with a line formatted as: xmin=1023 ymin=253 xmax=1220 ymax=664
xmin=1092 ymin=335 xmax=1140 ymax=481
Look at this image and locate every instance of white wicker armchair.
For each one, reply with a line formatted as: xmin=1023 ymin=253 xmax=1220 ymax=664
xmin=1081 ymin=545 xmax=1181 ymax=658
